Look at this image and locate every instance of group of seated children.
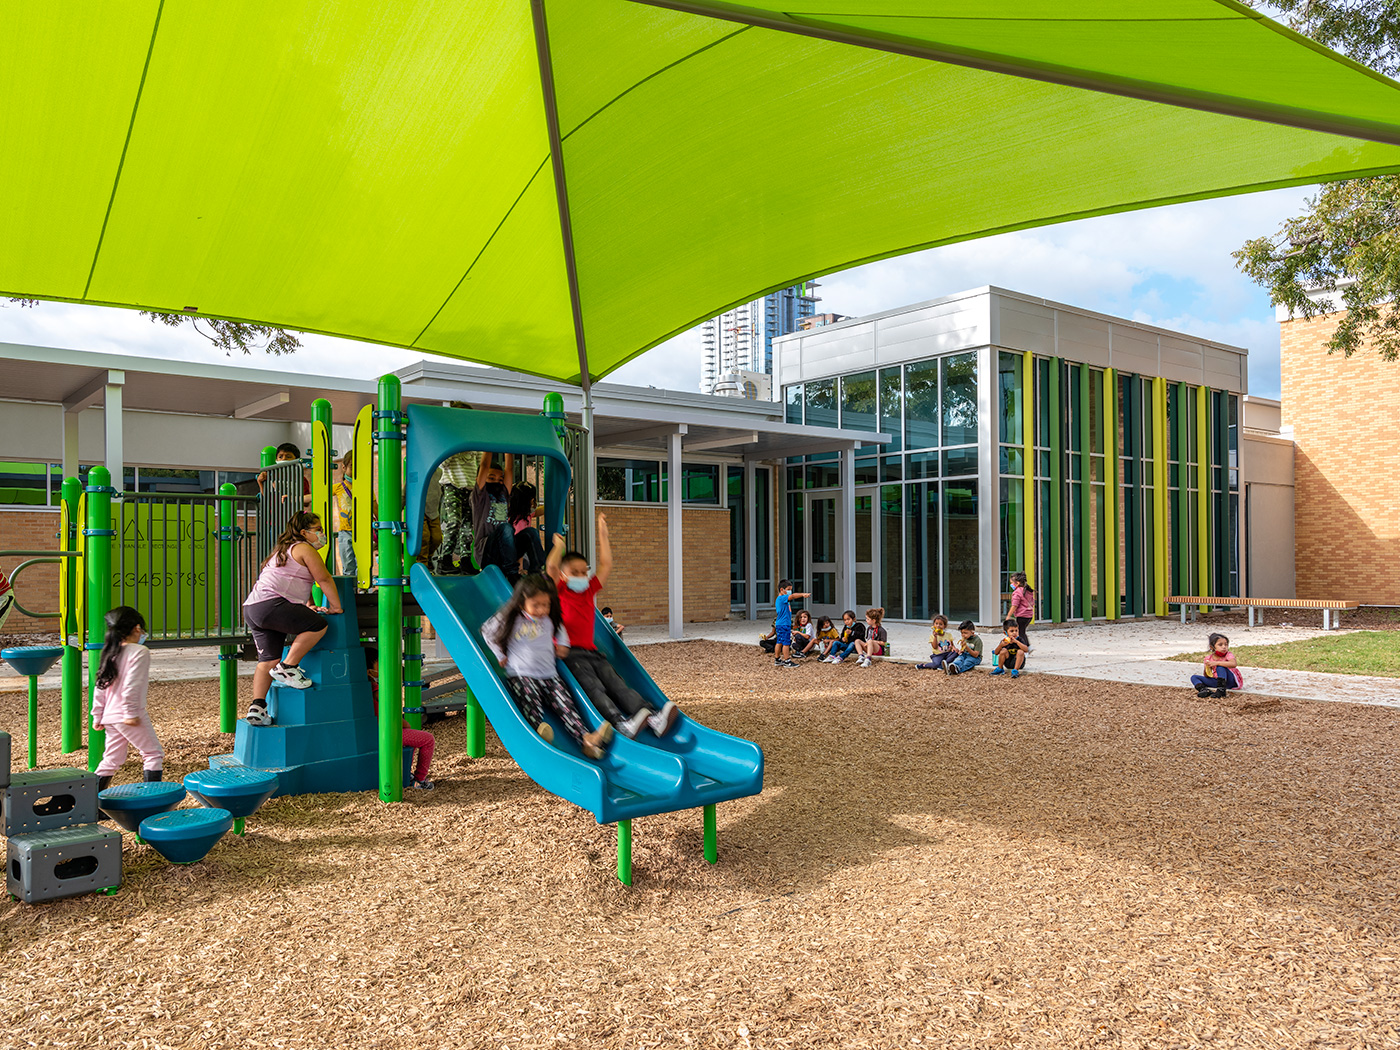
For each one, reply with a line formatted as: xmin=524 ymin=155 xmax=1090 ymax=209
xmin=482 ymin=513 xmax=678 ymax=762
xmin=762 ymin=582 xmax=889 ymax=668
xmin=916 ymin=572 xmax=1035 ymax=677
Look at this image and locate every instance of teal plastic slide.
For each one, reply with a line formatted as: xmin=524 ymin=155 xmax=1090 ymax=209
xmin=410 ymin=563 xmax=763 ymax=824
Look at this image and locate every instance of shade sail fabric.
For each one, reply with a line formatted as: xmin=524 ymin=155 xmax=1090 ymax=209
xmin=3 ymin=1 xmax=1400 ymax=384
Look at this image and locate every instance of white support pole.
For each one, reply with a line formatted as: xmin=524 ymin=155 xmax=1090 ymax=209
xmin=668 ymin=429 xmax=683 ymax=639
xmin=744 ymin=458 xmax=757 ymax=622
xmin=581 ymin=389 xmax=597 ymax=566
xmin=840 ymin=444 xmax=856 ymax=613
xmin=62 ymin=407 xmax=80 ymax=479
xmin=103 ymin=371 xmax=126 ymax=490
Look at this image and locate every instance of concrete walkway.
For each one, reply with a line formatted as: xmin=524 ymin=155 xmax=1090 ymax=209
xmin=5 ymin=618 xmax=1396 ymax=709
xmin=623 ymin=617 xmax=1400 ymax=709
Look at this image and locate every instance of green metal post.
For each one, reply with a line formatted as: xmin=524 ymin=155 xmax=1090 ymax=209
xmin=404 ymin=616 xmax=423 ymax=731
xmin=260 ymin=446 xmax=278 ymax=469
xmin=310 ymin=398 xmax=333 ymax=607
xmin=1104 ymin=368 xmax=1119 ymax=620
xmin=85 ymin=466 xmax=113 ymax=771
xmin=218 ymin=482 xmax=238 ymax=733
xmin=617 ymin=820 xmax=633 ymax=885
xmin=1078 ymin=365 xmax=1092 ymax=622
xmin=27 ymin=676 xmax=39 ymax=768
xmin=1174 ymin=383 xmax=1189 ymax=599
xmin=233 ymin=817 xmax=245 ymax=836
xmin=376 ymin=376 xmax=405 ymax=803
xmin=1048 ymin=359 xmax=1062 ymax=622
xmin=59 ymin=476 xmax=83 ymax=753
xmin=703 ymin=804 xmax=717 ymax=864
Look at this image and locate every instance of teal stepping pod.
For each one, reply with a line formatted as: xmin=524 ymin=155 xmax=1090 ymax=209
xmin=138 ymin=808 xmax=234 ymax=865
xmin=183 ymin=768 xmax=278 ymax=835
xmin=1 ymin=646 xmax=64 ymax=677
xmin=98 ymin=782 xmax=187 ymax=836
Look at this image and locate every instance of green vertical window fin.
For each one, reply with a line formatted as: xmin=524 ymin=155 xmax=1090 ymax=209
xmin=1196 ymin=385 xmax=1210 ymax=608
xmin=1047 ymin=358 xmax=1063 ymax=623
xmin=1103 ymin=367 xmax=1119 ymax=621
xmin=1021 ymin=351 xmax=1036 ymax=594
xmin=1078 ymin=364 xmax=1092 ymax=622
xmin=1152 ymin=377 xmax=1169 ymax=615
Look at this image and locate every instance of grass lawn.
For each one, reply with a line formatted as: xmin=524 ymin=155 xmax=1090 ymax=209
xmin=1170 ymin=630 xmax=1400 ymax=677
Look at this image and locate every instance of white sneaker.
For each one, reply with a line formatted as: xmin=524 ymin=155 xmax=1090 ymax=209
xmin=271 ymin=662 xmax=313 ymax=689
xmin=859 ymin=657 xmax=871 ymax=668
xmin=245 ymin=703 xmax=272 ymax=727
xmin=620 ymin=710 xmax=649 ymax=739
xmin=647 ymin=701 xmax=679 ymax=737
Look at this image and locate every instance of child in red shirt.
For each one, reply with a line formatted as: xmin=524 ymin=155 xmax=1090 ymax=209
xmin=366 ymin=647 xmax=437 ymax=790
xmin=547 ymin=515 xmax=679 ymax=739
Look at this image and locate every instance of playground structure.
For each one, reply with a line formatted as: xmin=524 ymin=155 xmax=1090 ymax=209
xmin=2 ymin=377 xmax=762 ymax=885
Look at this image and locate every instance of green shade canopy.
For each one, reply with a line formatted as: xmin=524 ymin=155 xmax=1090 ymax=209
xmin=4 ymin=0 xmax=1400 ymax=385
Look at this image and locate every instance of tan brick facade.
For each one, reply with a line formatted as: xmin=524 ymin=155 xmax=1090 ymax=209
xmin=0 ymin=508 xmax=64 ymax=637
xmin=594 ymin=503 xmax=731 ymax=626
xmin=1280 ymin=312 xmax=1400 ymax=604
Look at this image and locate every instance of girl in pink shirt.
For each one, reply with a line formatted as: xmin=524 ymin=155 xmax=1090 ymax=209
xmin=91 ymin=606 xmax=163 ymax=791
xmin=1009 ymin=572 xmax=1035 ymax=645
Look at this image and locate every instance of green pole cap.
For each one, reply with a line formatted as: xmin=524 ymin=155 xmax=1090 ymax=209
xmin=542 ymin=392 xmax=565 ymax=419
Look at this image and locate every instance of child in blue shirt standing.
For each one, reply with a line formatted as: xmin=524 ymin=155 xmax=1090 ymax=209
xmin=773 ymin=579 xmax=811 ymax=669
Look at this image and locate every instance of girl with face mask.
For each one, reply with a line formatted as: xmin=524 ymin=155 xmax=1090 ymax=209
xmin=241 ymin=511 xmax=342 ymax=727
xmin=91 ymin=606 xmax=163 ymax=790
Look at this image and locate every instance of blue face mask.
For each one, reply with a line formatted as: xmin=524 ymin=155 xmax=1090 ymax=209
xmin=565 ymin=574 xmax=590 ymax=593
xmin=137 ymin=629 xmax=148 ymax=645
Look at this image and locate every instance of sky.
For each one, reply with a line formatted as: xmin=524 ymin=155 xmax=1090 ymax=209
xmin=0 ymin=185 xmax=1309 ymax=400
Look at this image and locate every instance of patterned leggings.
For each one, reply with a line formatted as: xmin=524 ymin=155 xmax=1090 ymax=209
xmin=434 ymin=483 xmax=474 ymax=573
xmin=506 ymin=675 xmax=588 ymax=746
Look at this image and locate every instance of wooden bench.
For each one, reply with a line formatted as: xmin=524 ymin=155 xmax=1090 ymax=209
xmin=1167 ymin=596 xmax=1358 ymax=630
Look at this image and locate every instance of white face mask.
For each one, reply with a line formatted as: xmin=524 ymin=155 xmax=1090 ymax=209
xmin=603 ymin=614 xmax=613 ymax=621
xmin=565 ymin=574 xmax=590 ymax=593
xmin=307 ymin=530 xmax=329 ymax=550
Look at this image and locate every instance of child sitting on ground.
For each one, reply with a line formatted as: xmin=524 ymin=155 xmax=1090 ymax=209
xmin=990 ymin=617 xmax=1031 ymax=677
xmin=945 ymin=620 xmax=984 ymax=676
xmin=91 ymin=606 xmax=163 ymax=790
xmin=484 ymin=574 xmax=613 ymax=759
xmin=758 ymin=619 xmax=778 ymax=654
xmin=1190 ymin=632 xmax=1243 ymax=698
xmin=792 ymin=609 xmax=820 ymax=659
xmin=853 ymin=608 xmax=887 ymax=668
xmin=917 ymin=614 xmax=957 ymax=671
xmin=365 ymin=647 xmax=438 ymax=790
xmin=548 ymin=515 xmax=679 ymax=737
xmin=815 ymin=615 xmax=839 ymax=658
xmin=601 ymin=607 xmax=625 ymax=638
xmin=825 ymin=610 xmax=864 ymax=664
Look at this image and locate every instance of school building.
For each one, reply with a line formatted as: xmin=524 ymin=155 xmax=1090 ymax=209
xmin=5 ymin=282 xmax=1389 ymax=638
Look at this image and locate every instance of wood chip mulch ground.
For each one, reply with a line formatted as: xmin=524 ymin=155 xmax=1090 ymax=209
xmin=3 ymin=641 xmax=1399 ymax=1049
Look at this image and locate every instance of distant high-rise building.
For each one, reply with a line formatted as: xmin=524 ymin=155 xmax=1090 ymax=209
xmin=700 ymin=283 xmax=819 ymax=395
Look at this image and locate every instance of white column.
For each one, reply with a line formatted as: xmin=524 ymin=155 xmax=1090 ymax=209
xmin=840 ymin=444 xmax=856 ymax=612
xmin=580 ymin=389 xmax=597 ymax=565
xmin=976 ymin=344 xmax=1000 ymax=627
xmin=62 ymin=408 xmax=80 ymax=480
xmin=103 ymin=371 xmax=126 ymax=489
xmin=744 ymin=458 xmax=757 ymax=622
xmin=668 ymin=429 xmax=683 ymax=639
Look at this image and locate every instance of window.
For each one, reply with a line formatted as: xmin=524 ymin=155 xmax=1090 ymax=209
xmin=679 ymin=464 xmax=719 ymax=504
xmin=805 ymin=378 xmax=837 ymax=429
xmin=878 ymin=367 xmax=903 ymax=453
xmin=840 ymin=371 xmax=877 ymax=432
xmin=0 ymin=462 xmax=51 ymax=506
xmin=785 ymin=384 xmax=803 ymax=425
xmin=904 ymin=359 xmax=940 ymax=451
xmin=941 ymin=353 xmax=978 ymax=447
xmin=597 ymin=458 xmax=663 ymax=502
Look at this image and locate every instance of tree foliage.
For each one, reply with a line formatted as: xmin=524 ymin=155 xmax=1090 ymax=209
xmin=1234 ymin=1 xmax=1400 ymax=360
xmin=5 ymin=298 xmax=302 ymax=356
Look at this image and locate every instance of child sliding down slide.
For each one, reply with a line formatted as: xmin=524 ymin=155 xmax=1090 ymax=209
xmin=548 ymin=515 xmax=680 ymax=739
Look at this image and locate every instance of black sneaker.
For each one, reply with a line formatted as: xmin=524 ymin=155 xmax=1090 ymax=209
xmin=1196 ymin=688 xmax=1213 ymax=698
xmin=1213 ymin=688 xmax=1227 ymax=698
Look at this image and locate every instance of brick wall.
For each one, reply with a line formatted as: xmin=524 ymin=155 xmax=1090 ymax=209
xmin=595 ymin=503 xmax=731 ymax=626
xmin=1280 ymin=312 xmax=1400 ymax=604
xmin=0 ymin=508 xmax=63 ymax=637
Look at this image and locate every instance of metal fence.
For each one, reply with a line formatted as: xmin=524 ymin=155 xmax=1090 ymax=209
xmin=113 ymin=490 xmax=260 ymax=648
xmin=255 ymin=460 xmax=308 ymax=569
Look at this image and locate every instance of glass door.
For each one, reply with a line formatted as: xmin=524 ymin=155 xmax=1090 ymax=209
xmin=854 ymin=487 xmax=879 ymax=610
xmin=805 ymin=493 xmax=839 ymax=618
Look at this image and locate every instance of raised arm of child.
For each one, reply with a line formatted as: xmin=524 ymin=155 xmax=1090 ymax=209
xmin=546 ymin=531 xmax=566 ymax=579
xmin=595 ymin=513 xmax=612 ymax=586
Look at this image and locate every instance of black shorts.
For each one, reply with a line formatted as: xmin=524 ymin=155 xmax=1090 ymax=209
xmin=244 ymin=597 xmax=326 ymax=662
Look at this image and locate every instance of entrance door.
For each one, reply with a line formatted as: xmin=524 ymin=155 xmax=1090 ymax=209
xmin=854 ymin=487 xmax=879 ymax=611
xmin=805 ymin=493 xmax=839 ymax=618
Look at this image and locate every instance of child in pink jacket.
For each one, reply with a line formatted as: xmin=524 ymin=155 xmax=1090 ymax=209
xmin=91 ymin=606 xmax=164 ymax=791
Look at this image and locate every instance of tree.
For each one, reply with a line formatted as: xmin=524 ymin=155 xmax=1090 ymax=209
xmin=1234 ymin=0 xmax=1400 ymax=360
xmin=5 ymin=298 xmax=302 ymax=356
